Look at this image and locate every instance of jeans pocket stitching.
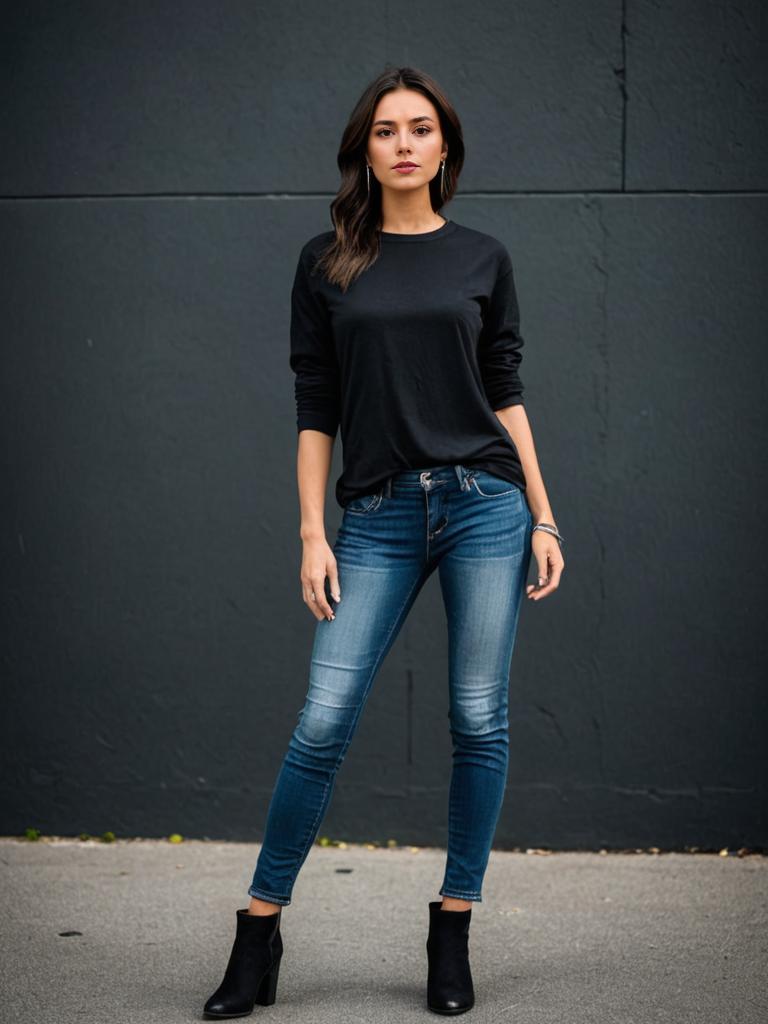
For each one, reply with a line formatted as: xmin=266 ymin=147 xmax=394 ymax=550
xmin=470 ymin=474 xmax=520 ymax=498
xmin=346 ymin=491 xmax=384 ymax=515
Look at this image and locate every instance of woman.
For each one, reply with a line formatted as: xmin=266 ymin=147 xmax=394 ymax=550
xmin=203 ymin=65 xmax=564 ymax=1019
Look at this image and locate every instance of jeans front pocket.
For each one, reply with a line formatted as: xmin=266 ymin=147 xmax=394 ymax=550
xmin=469 ymin=469 xmax=521 ymax=499
xmin=345 ymin=489 xmax=384 ymax=515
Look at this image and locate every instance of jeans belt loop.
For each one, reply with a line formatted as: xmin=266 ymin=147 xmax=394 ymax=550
xmin=455 ymin=464 xmax=473 ymax=491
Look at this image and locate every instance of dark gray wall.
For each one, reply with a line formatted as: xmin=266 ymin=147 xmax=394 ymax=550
xmin=2 ymin=1 xmax=766 ymax=848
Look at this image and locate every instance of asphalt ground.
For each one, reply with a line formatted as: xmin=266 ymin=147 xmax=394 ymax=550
xmin=1 ymin=838 xmax=765 ymax=1023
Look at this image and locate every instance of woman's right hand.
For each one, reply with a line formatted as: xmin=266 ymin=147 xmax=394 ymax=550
xmin=300 ymin=536 xmax=341 ymax=621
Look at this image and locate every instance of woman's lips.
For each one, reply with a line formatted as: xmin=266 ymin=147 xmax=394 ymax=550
xmin=393 ymin=165 xmax=418 ymax=174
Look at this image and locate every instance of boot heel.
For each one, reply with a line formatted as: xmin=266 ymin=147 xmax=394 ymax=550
xmin=254 ymin=957 xmax=281 ymax=1006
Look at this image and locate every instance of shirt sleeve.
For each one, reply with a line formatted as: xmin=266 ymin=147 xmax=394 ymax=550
xmin=288 ymin=245 xmax=341 ymax=437
xmin=477 ymin=254 xmax=526 ymax=411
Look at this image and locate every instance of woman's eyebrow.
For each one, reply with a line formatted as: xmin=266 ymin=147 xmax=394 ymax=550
xmin=372 ymin=115 xmax=435 ymax=126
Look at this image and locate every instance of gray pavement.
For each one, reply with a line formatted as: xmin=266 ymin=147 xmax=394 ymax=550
xmin=0 ymin=837 xmax=766 ymax=1023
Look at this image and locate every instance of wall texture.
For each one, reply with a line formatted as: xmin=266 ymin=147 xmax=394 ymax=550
xmin=1 ymin=1 xmax=766 ymax=848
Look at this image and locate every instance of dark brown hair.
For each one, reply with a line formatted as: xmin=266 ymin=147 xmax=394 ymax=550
xmin=312 ymin=66 xmax=465 ymax=292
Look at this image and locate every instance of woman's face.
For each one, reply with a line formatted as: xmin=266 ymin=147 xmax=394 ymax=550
xmin=366 ymin=88 xmax=447 ymax=195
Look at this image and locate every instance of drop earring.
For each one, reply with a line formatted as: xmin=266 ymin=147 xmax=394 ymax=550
xmin=366 ymin=164 xmax=370 ymax=194
xmin=440 ymin=159 xmax=446 ymax=199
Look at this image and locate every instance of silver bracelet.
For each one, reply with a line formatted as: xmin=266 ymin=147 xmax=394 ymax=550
xmin=532 ymin=522 xmax=564 ymax=546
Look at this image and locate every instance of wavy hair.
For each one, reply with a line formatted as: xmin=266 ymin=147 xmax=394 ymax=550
xmin=312 ymin=66 xmax=465 ymax=292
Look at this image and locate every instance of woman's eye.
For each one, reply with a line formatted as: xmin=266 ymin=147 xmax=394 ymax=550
xmin=376 ymin=126 xmax=432 ymax=138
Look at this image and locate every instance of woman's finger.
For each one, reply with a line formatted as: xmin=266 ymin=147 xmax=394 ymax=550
xmin=532 ymin=548 xmax=550 ymax=588
xmin=327 ymin=562 xmax=341 ymax=604
xmin=310 ymin=573 xmax=336 ymax=621
xmin=301 ymin=582 xmax=325 ymax=620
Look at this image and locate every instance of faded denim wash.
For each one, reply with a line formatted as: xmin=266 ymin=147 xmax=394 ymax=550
xmin=248 ymin=462 xmax=532 ymax=905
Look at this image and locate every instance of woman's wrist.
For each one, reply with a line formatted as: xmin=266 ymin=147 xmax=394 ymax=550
xmin=300 ymin=524 xmax=327 ymax=542
xmin=529 ymin=507 xmax=556 ymax=529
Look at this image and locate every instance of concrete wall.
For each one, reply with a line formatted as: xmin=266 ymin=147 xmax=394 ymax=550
xmin=1 ymin=1 xmax=766 ymax=848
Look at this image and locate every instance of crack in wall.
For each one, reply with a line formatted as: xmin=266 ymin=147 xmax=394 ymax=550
xmin=616 ymin=0 xmax=629 ymax=191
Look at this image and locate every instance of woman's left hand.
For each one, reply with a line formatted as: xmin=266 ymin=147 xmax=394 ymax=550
xmin=526 ymin=530 xmax=564 ymax=600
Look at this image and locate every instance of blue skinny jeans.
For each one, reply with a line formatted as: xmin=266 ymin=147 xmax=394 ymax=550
xmin=248 ymin=463 xmax=532 ymax=905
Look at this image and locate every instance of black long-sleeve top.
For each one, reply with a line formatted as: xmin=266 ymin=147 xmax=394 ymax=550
xmin=289 ymin=218 xmax=528 ymax=509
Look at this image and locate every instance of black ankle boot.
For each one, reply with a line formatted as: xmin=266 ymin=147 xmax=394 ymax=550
xmin=426 ymin=900 xmax=475 ymax=1015
xmin=203 ymin=907 xmax=283 ymax=1018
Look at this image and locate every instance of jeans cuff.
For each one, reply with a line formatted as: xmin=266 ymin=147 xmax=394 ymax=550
xmin=438 ymin=887 xmax=483 ymax=902
xmin=247 ymin=886 xmax=291 ymax=906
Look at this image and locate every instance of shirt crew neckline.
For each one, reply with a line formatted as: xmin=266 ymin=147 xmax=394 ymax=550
xmin=379 ymin=219 xmax=457 ymax=243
